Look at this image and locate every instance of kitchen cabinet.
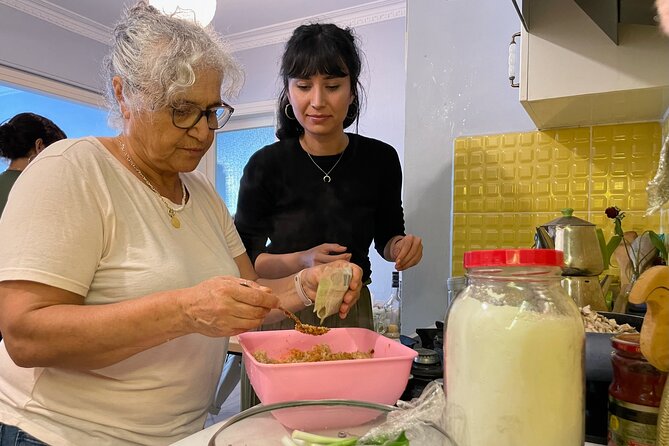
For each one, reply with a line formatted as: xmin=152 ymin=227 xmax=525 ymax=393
xmin=518 ymin=0 xmax=669 ymax=129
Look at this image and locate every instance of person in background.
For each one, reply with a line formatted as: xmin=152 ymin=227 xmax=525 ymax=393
xmin=0 ymin=4 xmax=362 ymax=446
xmin=234 ymin=23 xmax=422 ymax=408
xmin=0 ymin=112 xmax=66 ymax=217
xmin=0 ymin=113 xmax=65 ymax=343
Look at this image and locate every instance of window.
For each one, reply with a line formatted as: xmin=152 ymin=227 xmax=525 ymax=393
xmin=215 ymin=126 xmax=275 ymax=215
xmin=206 ymin=100 xmax=276 ymax=215
xmin=0 ymin=82 xmax=115 ymax=171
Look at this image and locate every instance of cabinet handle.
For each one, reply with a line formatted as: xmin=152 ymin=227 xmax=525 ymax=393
xmin=508 ymin=32 xmax=521 ymax=88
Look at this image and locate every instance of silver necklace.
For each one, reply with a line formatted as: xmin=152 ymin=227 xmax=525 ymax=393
xmin=118 ymin=139 xmax=186 ymax=229
xmin=303 ymin=142 xmax=346 ymax=183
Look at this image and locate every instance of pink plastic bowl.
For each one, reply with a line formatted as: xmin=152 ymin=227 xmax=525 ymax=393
xmin=238 ymin=328 xmax=417 ymax=406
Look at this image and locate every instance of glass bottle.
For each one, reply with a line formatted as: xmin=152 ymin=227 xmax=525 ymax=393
xmin=608 ymin=333 xmax=668 ymax=446
xmin=383 ymin=271 xmax=401 ymax=340
xmin=444 ymin=249 xmax=585 ymax=446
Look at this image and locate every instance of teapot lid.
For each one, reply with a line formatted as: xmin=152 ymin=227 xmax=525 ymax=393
xmin=543 ymin=208 xmax=594 ymax=227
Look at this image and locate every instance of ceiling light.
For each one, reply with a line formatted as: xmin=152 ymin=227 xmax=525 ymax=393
xmin=149 ymin=0 xmax=217 ymax=27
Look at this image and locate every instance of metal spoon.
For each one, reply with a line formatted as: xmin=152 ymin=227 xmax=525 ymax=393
xmin=279 ymin=306 xmax=330 ymax=336
xmin=239 ymin=280 xmax=329 ymax=336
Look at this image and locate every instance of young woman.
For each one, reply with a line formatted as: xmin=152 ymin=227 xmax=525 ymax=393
xmin=236 ymin=23 xmax=423 ymax=334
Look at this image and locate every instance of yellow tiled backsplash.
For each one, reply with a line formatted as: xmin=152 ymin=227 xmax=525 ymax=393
xmin=452 ymin=122 xmax=663 ymax=276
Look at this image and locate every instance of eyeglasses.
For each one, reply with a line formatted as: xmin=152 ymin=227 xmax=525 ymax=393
xmin=171 ymin=103 xmax=235 ymax=130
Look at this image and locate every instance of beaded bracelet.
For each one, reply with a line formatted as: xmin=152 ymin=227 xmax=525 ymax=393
xmin=294 ymin=269 xmax=313 ymax=307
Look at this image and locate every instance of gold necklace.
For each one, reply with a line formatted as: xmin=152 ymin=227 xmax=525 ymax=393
xmin=302 ymin=137 xmax=347 ymax=183
xmin=118 ymin=139 xmax=186 ymax=229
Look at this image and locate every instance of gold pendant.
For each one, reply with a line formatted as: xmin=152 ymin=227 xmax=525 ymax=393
xmin=171 ymin=215 xmax=181 ymax=229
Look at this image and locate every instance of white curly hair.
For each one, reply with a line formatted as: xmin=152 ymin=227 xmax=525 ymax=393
xmin=102 ymin=1 xmax=244 ymax=129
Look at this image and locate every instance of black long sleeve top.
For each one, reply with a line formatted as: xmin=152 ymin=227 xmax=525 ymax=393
xmin=235 ymin=133 xmax=406 ymax=282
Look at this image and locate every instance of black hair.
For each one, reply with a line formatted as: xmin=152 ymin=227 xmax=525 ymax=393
xmin=276 ymin=23 xmax=365 ymax=140
xmin=0 ymin=113 xmax=66 ymax=160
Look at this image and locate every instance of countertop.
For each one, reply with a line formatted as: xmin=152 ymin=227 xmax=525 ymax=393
xmin=177 ymin=337 xmax=600 ymax=445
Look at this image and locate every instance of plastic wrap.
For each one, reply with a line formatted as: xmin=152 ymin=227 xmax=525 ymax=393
xmin=359 ymin=381 xmax=460 ymax=445
xmin=647 ymin=134 xmax=669 ymax=215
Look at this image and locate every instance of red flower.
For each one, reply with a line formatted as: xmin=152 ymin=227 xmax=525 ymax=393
xmin=605 ymin=206 xmax=621 ymax=219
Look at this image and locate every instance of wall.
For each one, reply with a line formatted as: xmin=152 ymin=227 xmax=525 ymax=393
xmin=402 ymin=0 xmax=535 ymax=331
xmin=451 ymin=122 xmax=662 ymax=276
xmin=0 ymin=5 xmax=107 ymax=93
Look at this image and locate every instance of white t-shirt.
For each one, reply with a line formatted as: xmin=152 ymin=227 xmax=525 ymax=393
xmin=0 ymin=137 xmax=246 ymax=445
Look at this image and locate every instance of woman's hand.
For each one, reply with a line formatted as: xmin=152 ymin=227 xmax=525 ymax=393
xmin=182 ymin=276 xmax=279 ymax=337
xmin=300 ymin=243 xmax=351 ymax=268
xmin=300 ymin=260 xmax=363 ymax=319
xmin=389 ymin=234 xmax=423 ymax=271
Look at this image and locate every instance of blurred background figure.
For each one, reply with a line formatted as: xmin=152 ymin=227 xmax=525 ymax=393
xmin=658 ymin=0 xmax=669 ymax=35
xmin=0 ymin=112 xmax=66 ymax=217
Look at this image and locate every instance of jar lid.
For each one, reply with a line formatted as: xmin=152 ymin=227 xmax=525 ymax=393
xmin=611 ymin=333 xmax=641 ymax=354
xmin=464 ymin=249 xmax=563 ymax=268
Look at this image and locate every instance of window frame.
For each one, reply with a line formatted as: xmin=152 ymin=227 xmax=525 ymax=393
xmin=200 ymin=99 xmax=276 ymax=183
xmin=0 ymin=64 xmax=104 ymax=108
xmin=0 ymin=65 xmax=276 ymax=191
xmin=0 ymin=65 xmax=110 ymax=171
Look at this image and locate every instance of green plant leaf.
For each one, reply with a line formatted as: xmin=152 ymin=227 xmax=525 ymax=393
xmin=648 ymin=231 xmax=668 ymax=264
xmin=596 ymin=228 xmax=607 ymax=268
xmin=614 ymin=218 xmax=624 ymax=237
xmin=604 ymin=234 xmax=622 ymax=269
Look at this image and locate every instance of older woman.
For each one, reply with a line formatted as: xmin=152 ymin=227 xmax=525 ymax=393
xmin=0 ymin=3 xmax=361 ymax=445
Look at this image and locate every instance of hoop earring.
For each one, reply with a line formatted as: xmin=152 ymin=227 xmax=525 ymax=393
xmin=346 ymin=103 xmax=358 ymax=120
xmin=284 ymin=104 xmax=296 ymax=120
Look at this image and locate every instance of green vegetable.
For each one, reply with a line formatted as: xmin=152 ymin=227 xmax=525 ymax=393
xmin=325 ymin=439 xmax=360 ymax=446
xmin=383 ymin=431 xmax=409 ymax=446
xmin=290 ymin=430 xmax=409 ymax=445
xmin=362 ymin=432 xmax=409 ymax=445
xmin=292 ymin=430 xmax=356 ymax=444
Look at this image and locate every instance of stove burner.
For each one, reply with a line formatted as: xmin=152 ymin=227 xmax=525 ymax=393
xmin=402 ymin=324 xmax=444 ymax=401
xmin=414 ymin=347 xmax=439 ymax=365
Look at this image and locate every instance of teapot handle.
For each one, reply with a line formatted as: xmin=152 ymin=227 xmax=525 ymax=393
xmin=534 ymin=227 xmax=554 ymax=249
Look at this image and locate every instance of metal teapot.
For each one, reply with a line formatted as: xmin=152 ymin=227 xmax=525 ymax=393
xmin=535 ymin=208 xmax=604 ymax=276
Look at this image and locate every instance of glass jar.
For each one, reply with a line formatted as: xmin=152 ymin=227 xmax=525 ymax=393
xmin=608 ymin=333 xmax=668 ymax=446
xmin=444 ymin=249 xmax=584 ymax=446
xmin=446 ymin=276 xmax=466 ymax=310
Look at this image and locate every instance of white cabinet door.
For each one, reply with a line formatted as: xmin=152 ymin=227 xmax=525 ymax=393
xmin=518 ymin=0 xmax=669 ymax=129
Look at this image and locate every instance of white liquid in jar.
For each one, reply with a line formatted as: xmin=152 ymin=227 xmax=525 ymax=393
xmin=445 ymin=296 xmax=584 ymax=446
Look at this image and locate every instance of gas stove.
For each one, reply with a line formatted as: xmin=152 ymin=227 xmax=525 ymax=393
xmin=400 ymin=321 xmax=444 ymax=400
